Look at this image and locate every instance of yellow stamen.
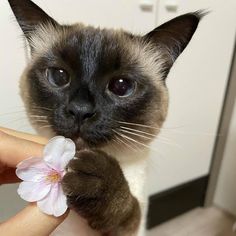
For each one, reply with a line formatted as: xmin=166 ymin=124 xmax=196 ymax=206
xmin=46 ymin=171 xmax=61 ymax=183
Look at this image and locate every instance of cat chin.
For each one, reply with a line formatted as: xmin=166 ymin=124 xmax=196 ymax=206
xmin=73 ymin=137 xmax=90 ymax=150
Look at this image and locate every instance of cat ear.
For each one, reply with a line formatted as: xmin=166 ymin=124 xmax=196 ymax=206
xmin=143 ymin=11 xmax=205 ymax=78
xmin=8 ymin=0 xmax=58 ymax=40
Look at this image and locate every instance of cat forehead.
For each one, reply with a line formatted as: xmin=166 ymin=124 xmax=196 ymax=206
xmin=30 ymin=23 xmax=126 ymax=55
xmin=29 ymin=23 xmax=165 ymax=81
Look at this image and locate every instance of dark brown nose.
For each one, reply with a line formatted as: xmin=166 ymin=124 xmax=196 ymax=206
xmin=67 ymin=101 xmax=95 ymax=124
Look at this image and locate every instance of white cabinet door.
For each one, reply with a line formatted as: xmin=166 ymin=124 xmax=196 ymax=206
xmin=148 ymin=0 xmax=236 ymax=194
xmin=34 ymin=0 xmax=157 ymax=33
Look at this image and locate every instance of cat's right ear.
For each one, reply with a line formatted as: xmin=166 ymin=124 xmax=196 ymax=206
xmin=143 ymin=12 xmax=205 ymax=78
xmin=8 ymin=0 xmax=58 ymax=40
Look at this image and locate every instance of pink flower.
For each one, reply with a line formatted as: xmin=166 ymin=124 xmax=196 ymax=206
xmin=16 ymin=136 xmax=76 ymax=217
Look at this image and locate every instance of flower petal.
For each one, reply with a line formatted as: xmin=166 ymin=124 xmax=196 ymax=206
xmin=16 ymin=157 xmax=49 ymax=182
xmin=52 ymin=184 xmax=68 ymax=217
xmin=60 ymin=140 xmax=76 ymax=169
xmin=16 ymin=157 xmax=46 ymax=169
xmin=37 ymin=183 xmax=67 ymax=217
xmin=43 ymin=136 xmax=75 ymax=170
xmin=17 ymin=181 xmax=51 ymax=202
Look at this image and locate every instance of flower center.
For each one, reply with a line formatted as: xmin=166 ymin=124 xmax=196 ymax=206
xmin=46 ymin=170 xmax=61 ymax=183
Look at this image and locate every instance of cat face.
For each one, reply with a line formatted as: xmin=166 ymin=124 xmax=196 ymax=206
xmin=21 ymin=25 xmax=168 ymax=147
xmin=9 ymin=0 xmax=202 ymax=149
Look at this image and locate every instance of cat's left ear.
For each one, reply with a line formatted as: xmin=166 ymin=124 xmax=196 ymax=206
xmin=143 ymin=11 xmax=205 ymax=78
xmin=8 ymin=0 xmax=59 ymax=41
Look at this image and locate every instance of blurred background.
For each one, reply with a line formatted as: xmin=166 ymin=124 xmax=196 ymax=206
xmin=0 ymin=0 xmax=236 ymax=235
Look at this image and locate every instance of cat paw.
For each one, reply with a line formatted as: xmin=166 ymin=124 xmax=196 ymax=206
xmin=61 ymin=149 xmax=132 ymax=231
xmin=62 ymin=149 xmax=127 ymax=198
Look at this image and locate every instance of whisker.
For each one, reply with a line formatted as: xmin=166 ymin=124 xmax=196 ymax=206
xmin=115 ymin=130 xmax=142 ymax=151
xmin=119 ymin=128 xmax=181 ymax=148
xmin=29 ymin=115 xmax=48 ymax=118
xmin=160 ymin=129 xmax=221 ymax=137
xmin=112 ymin=131 xmax=139 ymax=152
xmin=117 ymin=120 xmax=219 ymax=137
xmin=120 ymin=126 xmax=157 ymax=137
xmin=110 ymin=138 xmax=121 ymax=153
xmin=111 ymin=135 xmax=133 ymax=154
xmin=38 ymin=124 xmax=53 ymax=129
xmin=113 ymin=129 xmax=158 ymax=152
xmin=119 ymin=128 xmax=152 ymax=140
xmin=119 ymin=125 xmax=176 ymax=143
xmin=117 ymin=120 xmax=161 ymax=130
xmin=31 ymin=120 xmax=49 ymax=124
xmin=31 ymin=106 xmax=53 ymax=111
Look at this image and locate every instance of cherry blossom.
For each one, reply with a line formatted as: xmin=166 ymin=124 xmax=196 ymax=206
xmin=16 ymin=136 xmax=75 ymax=217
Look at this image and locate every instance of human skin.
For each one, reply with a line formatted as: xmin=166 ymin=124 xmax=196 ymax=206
xmin=0 ymin=127 xmax=68 ymax=236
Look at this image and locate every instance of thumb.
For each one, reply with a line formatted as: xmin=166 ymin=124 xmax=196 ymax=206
xmin=0 ymin=203 xmax=68 ymax=236
xmin=0 ymin=130 xmax=44 ymax=168
xmin=0 ymin=131 xmax=45 ymax=184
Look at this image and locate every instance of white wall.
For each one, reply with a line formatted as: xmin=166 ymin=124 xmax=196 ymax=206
xmin=148 ymin=0 xmax=236 ymax=194
xmin=0 ymin=1 xmax=33 ymax=132
xmin=29 ymin=0 xmax=158 ymax=33
xmin=214 ymin=86 xmax=236 ymax=217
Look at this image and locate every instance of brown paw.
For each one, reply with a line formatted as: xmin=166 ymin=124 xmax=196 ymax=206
xmin=62 ymin=149 xmax=125 ymax=198
xmin=61 ymin=149 xmax=131 ymax=231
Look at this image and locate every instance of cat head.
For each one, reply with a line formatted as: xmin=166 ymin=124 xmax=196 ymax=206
xmin=8 ymin=0 xmax=202 ymax=149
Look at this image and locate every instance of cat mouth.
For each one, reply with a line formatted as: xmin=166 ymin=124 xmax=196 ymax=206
xmin=29 ymin=111 xmax=113 ymax=149
xmin=73 ymin=137 xmax=88 ymax=150
xmin=50 ymin=125 xmax=112 ymax=149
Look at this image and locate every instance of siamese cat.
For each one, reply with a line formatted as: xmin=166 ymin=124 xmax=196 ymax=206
xmin=8 ymin=0 xmax=202 ymax=235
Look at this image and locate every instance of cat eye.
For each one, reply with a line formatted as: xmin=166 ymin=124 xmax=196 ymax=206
xmin=46 ymin=68 xmax=70 ymax=88
xmin=107 ymin=78 xmax=136 ymax=97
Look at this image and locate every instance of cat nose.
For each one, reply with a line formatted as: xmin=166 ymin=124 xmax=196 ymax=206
xmin=67 ymin=102 xmax=96 ymax=123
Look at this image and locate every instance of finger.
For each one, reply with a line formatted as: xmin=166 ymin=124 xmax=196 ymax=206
xmin=0 ymin=131 xmax=44 ymax=168
xmin=0 ymin=127 xmax=48 ymax=145
xmin=0 ymin=203 xmax=68 ymax=236
xmin=0 ymin=167 xmax=20 ymax=184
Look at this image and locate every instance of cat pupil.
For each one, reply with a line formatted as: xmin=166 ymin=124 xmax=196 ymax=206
xmin=46 ymin=68 xmax=70 ymax=88
xmin=108 ymin=78 xmax=135 ymax=97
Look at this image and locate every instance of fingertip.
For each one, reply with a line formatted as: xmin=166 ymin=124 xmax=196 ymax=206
xmin=1 ymin=203 xmax=69 ymax=236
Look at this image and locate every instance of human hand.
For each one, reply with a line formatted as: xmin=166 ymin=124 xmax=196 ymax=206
xmin=0 ymin=127 xmax=68 ymax=236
